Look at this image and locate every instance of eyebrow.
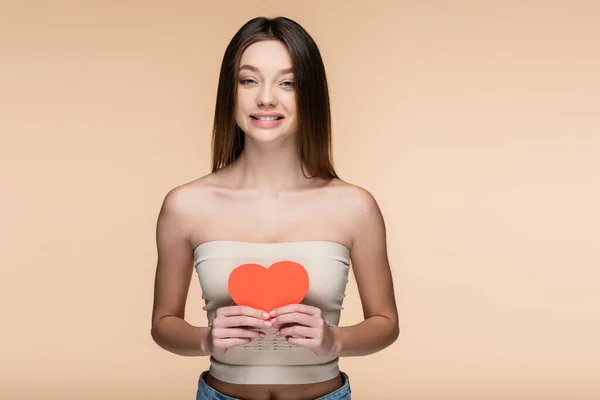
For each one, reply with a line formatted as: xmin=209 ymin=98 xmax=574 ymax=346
xmin=239 ymin=64 xmax=294 ymax=75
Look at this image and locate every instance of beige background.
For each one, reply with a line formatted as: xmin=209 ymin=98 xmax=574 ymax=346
xmin=1 ymin=1 xmax=599 ymax=399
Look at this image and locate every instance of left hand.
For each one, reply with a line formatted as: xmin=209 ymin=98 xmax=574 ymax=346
xmin=269 ymin=304 xmax=338 ymax=357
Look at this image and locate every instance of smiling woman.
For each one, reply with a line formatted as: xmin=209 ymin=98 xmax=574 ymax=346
xmin=211 ymin=16 xmax=336 ymax=180
xmin=150 ymin=16 xmax=399 ymax=400
xmin=234 ymin=41 xmax=298 ymax=143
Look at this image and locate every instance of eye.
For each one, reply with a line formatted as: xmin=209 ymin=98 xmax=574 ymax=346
xmin=281 ymin=81 xmax=294 ymax=88
xmin=240 ymin=78 xmax=257 ymax=85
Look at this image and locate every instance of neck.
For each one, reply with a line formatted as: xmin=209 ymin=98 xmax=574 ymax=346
xmin=233 ymin=136 xmax=310 ymax=194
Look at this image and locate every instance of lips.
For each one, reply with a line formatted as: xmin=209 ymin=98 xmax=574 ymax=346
xmin=250 ymin=114 xmax=284 ymax=120
xmin=249 ymin=113 xmax=285 ymax=128
xmin=250 ymin=118 xmax=283 ymax=127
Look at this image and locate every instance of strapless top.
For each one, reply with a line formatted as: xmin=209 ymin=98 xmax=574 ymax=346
xmin=193 ymin=240 xmax=351 ymax=384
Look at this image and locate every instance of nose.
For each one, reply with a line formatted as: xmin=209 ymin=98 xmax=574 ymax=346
xmin=256 ymin=84 xmax=276 ymax=107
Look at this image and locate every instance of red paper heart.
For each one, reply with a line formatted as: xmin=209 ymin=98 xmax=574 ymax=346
xmin=228 ymin=260 xmax=309 ymax=312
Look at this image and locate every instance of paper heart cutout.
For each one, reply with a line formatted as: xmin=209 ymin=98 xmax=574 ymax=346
xmin=228 ymin=260 xmax=309 ymax=312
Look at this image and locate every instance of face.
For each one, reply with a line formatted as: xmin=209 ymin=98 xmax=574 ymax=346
xmin=234 ymin=40 xmax=297 ymax=144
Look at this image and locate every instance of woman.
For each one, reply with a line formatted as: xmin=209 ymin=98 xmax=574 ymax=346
xmin=151 ymin=16 xmax=399 ymax=400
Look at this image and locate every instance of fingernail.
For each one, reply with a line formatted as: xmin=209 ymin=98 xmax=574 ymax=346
xmin=274 ymin=330 xmax=279 ymax=336
xmin=271 ymin=317 xmax=276 ymax=323
xmin=262 ymin=312 xmax=269 ymax=319
xmin=260 ymin=333 xmax=266 ymax=338
xmin=264 ymin=320 xmax=272 ymax=327
xmin=270 ymin=310 xmax=277 ymax=316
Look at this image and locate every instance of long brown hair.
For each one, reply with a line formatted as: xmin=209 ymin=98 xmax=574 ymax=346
xmin=211 ymin=16 xmax=338 ymax=179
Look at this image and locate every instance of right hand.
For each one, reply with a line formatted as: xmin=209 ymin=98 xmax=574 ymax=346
xmin=207 ymin=305 xmax=273 ymax=356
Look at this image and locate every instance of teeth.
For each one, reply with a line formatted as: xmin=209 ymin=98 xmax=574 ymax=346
xmin=256 ymin=116 xmax=279 ymax=121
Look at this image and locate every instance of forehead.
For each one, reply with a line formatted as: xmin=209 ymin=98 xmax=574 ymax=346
xmin=239 ymin=40 xmax=293 ymax=73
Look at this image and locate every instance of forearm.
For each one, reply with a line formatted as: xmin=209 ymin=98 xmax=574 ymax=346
xmin=331 ymin=316 xmax=399 ymax=357
xmin=151 ymin=316 xmax=210 ymax=357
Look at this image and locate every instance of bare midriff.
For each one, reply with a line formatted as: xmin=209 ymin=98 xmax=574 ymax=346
xmin=204 ymin=372 xmax=344 ymax=400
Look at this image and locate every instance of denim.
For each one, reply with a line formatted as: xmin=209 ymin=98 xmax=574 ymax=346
xmin=196 ymin=371 xmax=351 ymax=400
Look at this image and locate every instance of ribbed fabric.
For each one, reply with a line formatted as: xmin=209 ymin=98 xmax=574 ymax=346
xmin=193 ymin=240 xmax=351 ymax=384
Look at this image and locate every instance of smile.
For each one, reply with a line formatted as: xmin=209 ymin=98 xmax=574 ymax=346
xmin=250 ymin=115 xmax=285 ymax=128
xmin=251 ymin=116 xmax=284 ymax=121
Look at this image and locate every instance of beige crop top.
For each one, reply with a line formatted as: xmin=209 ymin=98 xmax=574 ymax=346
xmin=193 ymin=240 xmax=351 ymax=385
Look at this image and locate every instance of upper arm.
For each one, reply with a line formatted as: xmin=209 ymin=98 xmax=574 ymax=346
xmin=151 ymin=187 xmax=195 ymax=328
xmin=349 ymin=187 xmax=399 ymax=325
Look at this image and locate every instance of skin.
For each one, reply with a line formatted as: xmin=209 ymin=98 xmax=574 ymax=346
xmin=151 ymin=39 xmax=399 ymax=400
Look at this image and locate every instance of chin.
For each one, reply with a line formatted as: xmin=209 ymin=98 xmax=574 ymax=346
xmin=239 ymin=121 xmax=297 ymax=144
xmin=244 ymin=128 xmax=293 ymax=144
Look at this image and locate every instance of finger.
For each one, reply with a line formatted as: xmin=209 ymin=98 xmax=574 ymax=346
xmin=217 ymin=306 xmax=270 ymax=320
xmin=271 ymin=313 xmax=318 ymax=328
xmin=286 ymin=337 xmax=315 ymax=347
xmin=213 ymin=328 xmax=266 ymax=339
xmin=215 ymin=315 xmax=273 ymax=329
xmin=270 ymin=322 xmax=296 ymax=331
xmin=277 ymin=325 xmax=318 ymax=339
xmin=270 ymin=304 xmax=321 ymax=318
xmin=212 ymin=338 xmax=252 ymax=349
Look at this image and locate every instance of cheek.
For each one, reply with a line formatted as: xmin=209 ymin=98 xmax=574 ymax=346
xmin=234 ymin=95 xmax=250 ymax=120
xmin=283 ymin=94 xmax=297 ymax=115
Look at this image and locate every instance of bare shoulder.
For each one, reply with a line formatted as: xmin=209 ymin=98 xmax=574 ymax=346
xmin=158 ymin=173 xmax=222 ymax=227
xmin=324 ymin=179 xmax=384 ymax=250
xmin=326 ymin=179 xmax=382 ymax=219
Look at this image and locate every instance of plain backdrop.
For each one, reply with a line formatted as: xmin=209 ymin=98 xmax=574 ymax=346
xmin=1 ymin=1 xmax=599 ymax=399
